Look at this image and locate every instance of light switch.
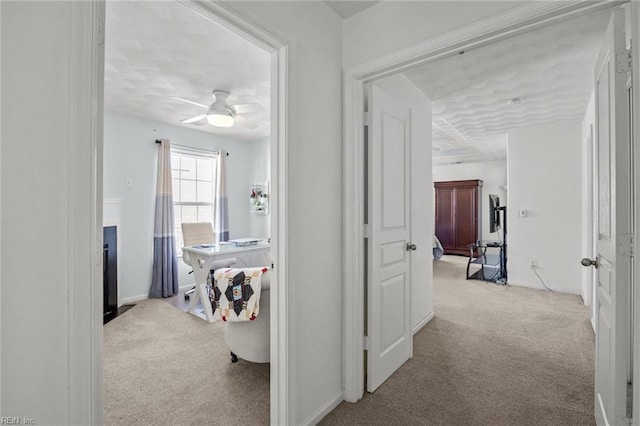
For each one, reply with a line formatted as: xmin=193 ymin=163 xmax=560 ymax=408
xmin=125 ymin=178 xmax=133 ymax=188
xmin=518 ymin=209 xmax=527 ymax=217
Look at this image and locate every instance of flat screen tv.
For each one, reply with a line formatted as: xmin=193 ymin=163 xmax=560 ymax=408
xmin=489 ymin=194 xmax=500 ymax=233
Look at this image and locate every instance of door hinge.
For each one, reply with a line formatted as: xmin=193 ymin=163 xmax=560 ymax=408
xmin=97 ymin=237 xmax=105 ymax=266
xmin=363 ymin=224 xmax=371 ymax=238
xmin=363 ymin=336 xmax=370 ymax=351
xmin=363 ymin=111 xmax=370 ymax=126
xmin=616 ymin=49 xmax=632 ymax=73
xmin=617 ymin=233 xmax=633 ymax=256
xmin=97 ymin=17 xmax=105 ymax=46
xmin=627 ymin=381 xmax=633 ymax=419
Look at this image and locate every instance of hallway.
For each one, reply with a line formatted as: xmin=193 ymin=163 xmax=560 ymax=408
xmin=322 ymin=255 xmax=595 ymax=425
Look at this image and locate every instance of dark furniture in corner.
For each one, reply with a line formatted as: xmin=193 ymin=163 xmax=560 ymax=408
xmin=434 ymin=179 xmax=482 ymax=256
xmin=466 ymin=241 xmax=506 ymax=283
xmin=103 ymin=226 xmax=118 ymax=324
xmin=466 ymin=205 xmax=508 ymax=284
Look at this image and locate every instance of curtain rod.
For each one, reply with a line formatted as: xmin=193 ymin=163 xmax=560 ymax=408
xmin=155 ymin=139 xmax=229 ymax=156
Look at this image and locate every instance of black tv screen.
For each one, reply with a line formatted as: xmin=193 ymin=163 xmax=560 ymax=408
xmin=489 ymin=194 xmax=500 ymax=233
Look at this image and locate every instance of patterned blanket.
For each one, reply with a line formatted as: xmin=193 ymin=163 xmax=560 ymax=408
xmin=210 ymin=267 xmax=267 ymax=322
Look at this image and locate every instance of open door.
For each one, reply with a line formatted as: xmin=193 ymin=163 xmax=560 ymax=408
xmin=366 ymin=84 xmax=413 ymax=392
xmin=586 ymin=9 xmax=633 ymax=425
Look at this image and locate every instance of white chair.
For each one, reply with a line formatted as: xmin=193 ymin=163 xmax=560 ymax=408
xmin=181 ymin=222 xmax=237 ymax=300
xmin=225 ymin=271 xmax=270 ymax=363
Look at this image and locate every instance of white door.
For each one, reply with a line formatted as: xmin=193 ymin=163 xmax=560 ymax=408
xmin=366 ymin=84 xmax=413 ymax=392
xmin=589 ymin=9 xmax=633 ymax=426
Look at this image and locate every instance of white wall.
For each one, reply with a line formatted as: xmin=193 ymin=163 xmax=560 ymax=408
xmin=1 ymin=1 xmax=343 ymax=423
xmin=508 ymin=122 xmax=583 ymax=294
xmin=433 ymin=160 xmax=508 ymax=242
xmin=374 ymin=74 xmax=433 ymax=334
xmin=103 ymin=111 xmax=266 ymax=301
xmin=342 ymin=1 xmax=522 ymax=68
xmin=0 ymin=0 xmax=3 ymax=414
xmin=2 ymin=2 xmax=73 ymax=422
xmin=223 ymin=2 xmax=344 ymax=423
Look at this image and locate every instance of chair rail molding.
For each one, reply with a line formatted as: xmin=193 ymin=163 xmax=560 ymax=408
xmin=342 ymin=0 xmax=629 ymax=403
xmin=103 ymin=197 xmax=123 ymax=204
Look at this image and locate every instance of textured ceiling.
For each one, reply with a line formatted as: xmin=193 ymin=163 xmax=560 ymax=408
xmin=404 ymin=10 xmax=611 ymax=165
xmin=324 ymin=1 xmax=382 ymax=19
xmin=104 ymin=1 xmax=270 ymax=140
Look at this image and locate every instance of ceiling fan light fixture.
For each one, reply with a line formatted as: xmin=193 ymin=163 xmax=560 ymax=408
xmin=207 ymin=110 xmax=234 ymax=127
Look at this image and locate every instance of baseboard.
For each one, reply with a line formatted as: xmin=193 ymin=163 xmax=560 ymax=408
xmin=121 ymin=286 xmax=193 ymax=306
xmin=413 ymin=311 xmax=435 ymax=335
xmin=119 ymin=294 xmax=148 ymax=305
xmin=179 ymin=284 xmax=196 ymax=293
xmin=300 ymin=390 xmax=343 ymax=426
xmin=507 ymin=280 xmax=582 ymax=296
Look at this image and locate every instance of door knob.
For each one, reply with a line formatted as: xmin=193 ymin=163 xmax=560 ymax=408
xmin=580 ymin=257 xmax=599 ymax=269
xmin=406 ymin=243 xmax=417 ymax=251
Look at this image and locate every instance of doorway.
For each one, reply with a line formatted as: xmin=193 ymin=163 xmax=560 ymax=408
xmin=89 ymin=1 xmax=289 ymax=424
xmin=344 ymin=3 xmax=638 ymax=422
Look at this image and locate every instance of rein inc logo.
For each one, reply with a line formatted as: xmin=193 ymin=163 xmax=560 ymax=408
xmin=1 ymin=418 xmax=35 ymax=425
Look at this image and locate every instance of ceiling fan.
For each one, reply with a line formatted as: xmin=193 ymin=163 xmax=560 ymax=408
xmin=171 ymin=90 xmax=262 ymax=129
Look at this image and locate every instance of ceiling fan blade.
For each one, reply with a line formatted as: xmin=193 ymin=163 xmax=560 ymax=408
xmin=170 ymin=96 xmax=208 ymax=109
xmin=236 ymin=115 xmax=260 ymax=129
xmin=231 ymin=103 xmax=263 ymax=114
xmin=181 ymin=114 xmax=207 ymax=124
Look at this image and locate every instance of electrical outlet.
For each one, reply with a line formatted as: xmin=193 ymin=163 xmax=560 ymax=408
xmin=530 ymin=260 xmax=537 ymax=268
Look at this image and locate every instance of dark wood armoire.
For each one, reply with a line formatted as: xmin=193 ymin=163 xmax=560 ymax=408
xmin=434 ymin=179 xmax=482 ymax=256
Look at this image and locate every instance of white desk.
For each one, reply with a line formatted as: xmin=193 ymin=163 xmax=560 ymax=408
xmin=182 ymin=242 xmax=270 ymax=322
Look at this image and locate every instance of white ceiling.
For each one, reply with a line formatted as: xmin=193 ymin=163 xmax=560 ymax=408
xmin=104 ymin=1 xmax=271 ymax=141
xmin=105 ymin=3 xmax=609 ymax=153
xmin=324 ymin=1 xmax=382 ymax=19
xmin=404 ymin=10 xmax=611 ymax=165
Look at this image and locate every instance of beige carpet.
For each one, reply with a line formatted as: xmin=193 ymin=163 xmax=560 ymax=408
xmin=321 ymin=255 xmax=595 ymax=425
xmin=103 ymin=299 xmax=270 ymax=425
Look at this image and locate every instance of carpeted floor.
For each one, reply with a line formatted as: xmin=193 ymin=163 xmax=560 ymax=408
xmin=321 ymin=255 xmax=596 ymax=425
xmin=103 ymin=298 xmax=270 ymax=425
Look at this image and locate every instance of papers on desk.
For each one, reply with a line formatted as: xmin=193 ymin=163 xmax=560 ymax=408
xmin=229 ymin=238 xmax=260 ymax=247
xmin=190 ymin=239 xmax=262 ymax=249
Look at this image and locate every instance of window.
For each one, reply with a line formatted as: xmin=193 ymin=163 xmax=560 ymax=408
xmin=171 ymin=146 xmax=218 ymax=256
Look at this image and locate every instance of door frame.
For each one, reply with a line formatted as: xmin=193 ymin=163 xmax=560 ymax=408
xmin=68 ymin=1 xmax=292 ymax=424
xmin=630 ymin=3 xmax=640 ymax=424
xmin=342 ymin=0 xmax=633 ymax=402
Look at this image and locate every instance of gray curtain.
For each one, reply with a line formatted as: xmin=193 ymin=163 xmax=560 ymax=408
xmin=213 ymin=149 xmax=229 ymax=242
xmin=149 ymin=139 xmax=179 ymax=298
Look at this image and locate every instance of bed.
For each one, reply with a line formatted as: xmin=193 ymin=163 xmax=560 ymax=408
xmin=433 ymin=235 xmax=444 ymax=260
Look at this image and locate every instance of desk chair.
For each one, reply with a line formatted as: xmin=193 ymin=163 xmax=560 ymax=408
xmin=225 ymin=271 xmax=270 ymax=363
xmin=181 ymin=222 xmax=236 ymax=300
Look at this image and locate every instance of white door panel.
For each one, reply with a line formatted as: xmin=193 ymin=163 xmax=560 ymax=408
xmin=367 ymin=84 xmax=412 ymax=392
xmin=592 ymin=9 xmax=632 ymax=426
